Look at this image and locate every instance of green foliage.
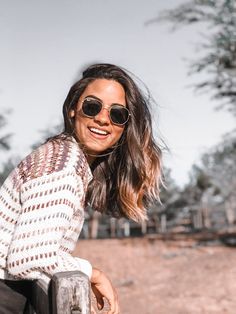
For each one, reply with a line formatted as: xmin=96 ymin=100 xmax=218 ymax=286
xmin=185 ymin=130 xmax=236 ymax=210
xmin=154 ymin=167 xmax=182 ymax=220
xmin=149 ymin=0 xmax=236 ymax=115
xmin=31 ymin=122 xmax=63 ymax=149
xmin=200 ymin=131 xmax=236 ymax=199
xmin=0 ymin=158 xmax=18 ymax=185
xmin=0 ymin=112 xmax=11 ymax=151
xmin=0 ymin=109 xmax=14 ymax=185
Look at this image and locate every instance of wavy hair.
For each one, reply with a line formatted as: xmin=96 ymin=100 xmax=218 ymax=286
xmin=58 ymin=63 xmax=162 ymax=222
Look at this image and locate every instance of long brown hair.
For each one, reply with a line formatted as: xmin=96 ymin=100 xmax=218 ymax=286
xmin=59 ymin=63 xmax=162 ymax=222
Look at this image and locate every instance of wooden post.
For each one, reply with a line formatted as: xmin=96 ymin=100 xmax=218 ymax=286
xmin=123 ymin=221 xmax=130 ymax=237
xmin=27 ymin=271 xmax=91 ymax=314
xmin=141 ymin=221 xmax=147 ymax=234
xmin=51 ymin=271 xmax=91 ymax=314
xmin=160 ymin=214 xmax=167 ymax=233
xmin=89 ymin=211 xmax=100 ymax=239
xmin=110 ymin=218 xmax=116 ymax=238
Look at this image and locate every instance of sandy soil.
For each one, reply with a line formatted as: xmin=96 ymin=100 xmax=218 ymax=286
xmin=73 ymin=237 xmax=236 ymax=314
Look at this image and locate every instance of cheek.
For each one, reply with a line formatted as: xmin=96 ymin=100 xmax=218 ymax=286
xmin=74 ymin=117 xmax=87 ymax=136
xmin=112 ymin=126 xmax=125 ymax=142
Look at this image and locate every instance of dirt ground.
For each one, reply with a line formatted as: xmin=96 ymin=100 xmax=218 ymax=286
xmin=73 ymin=236 xmax=236 ymax=314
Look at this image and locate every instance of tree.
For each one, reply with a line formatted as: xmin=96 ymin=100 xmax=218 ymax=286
xmin=147 ymin=167 xmax=181 ymax=232
xmin=0 ymin=111 xmax=11 ymax=151
xmin=200 ymin=131 xmax=236 ymax=223
xmin=182 ymin=131 xmax=236 ymax=228
xmin=0 ymin=157 xmax=19 ymax=185
xmin=147 ymin=0 xmax=236 ymax=116
xmin=0 ymin=109 xmax=14 ymax=185
xmin=145 ymin=0 xmax=236 ymax=231
xmin=0 ymin=120 xmax=62 ymax=186
xmin=31 ymin=122 xmax=63 ymax=149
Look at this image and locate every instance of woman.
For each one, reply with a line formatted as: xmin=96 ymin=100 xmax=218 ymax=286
xmin=0 ymin=63 xmax=162 ymax=313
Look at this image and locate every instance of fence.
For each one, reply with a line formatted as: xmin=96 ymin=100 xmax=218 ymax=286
xmin=25 ymin=271 xmax=90 ymax=314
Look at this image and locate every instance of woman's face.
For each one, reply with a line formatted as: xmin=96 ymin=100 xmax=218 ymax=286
xmin=73 ymin=79 xmax=126 ymax=161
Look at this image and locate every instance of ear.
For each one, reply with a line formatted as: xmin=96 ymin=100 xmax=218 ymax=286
xmin=70 ymin=110 xmax=75 ymax=118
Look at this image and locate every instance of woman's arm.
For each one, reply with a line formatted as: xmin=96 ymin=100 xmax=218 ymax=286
xmin=7 ymin=169 xmax=92 ymax=281
xmin=91 ymin=267 xmax=120 ymax=314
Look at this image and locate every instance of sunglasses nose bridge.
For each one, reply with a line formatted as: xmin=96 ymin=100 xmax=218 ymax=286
xmin=101 ymin=105 xmax=110 ymax=112
xmin=94 ymin=105 xmax=110 ymax=123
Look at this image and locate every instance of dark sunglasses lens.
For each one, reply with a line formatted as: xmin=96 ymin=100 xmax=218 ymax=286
xmin=82 ymin=99 xmax=101 ymax=117
xmin=110 ymin=106 xmax=129 ymax=125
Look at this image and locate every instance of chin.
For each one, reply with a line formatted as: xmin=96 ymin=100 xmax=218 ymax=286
xmin=85 ymin=146 xmax=110 ymax=155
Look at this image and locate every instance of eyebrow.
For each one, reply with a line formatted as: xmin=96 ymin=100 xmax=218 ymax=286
xmin=84 ymin=95 xmax=125 ymax=107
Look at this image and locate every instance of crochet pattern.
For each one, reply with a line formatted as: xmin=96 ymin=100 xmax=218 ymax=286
xmin=0 ymin=137 xmax=92 ymax=283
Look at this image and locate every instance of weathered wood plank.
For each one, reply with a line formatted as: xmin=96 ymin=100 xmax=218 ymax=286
xmin=51 ymin=271 xmax=90 ymax=314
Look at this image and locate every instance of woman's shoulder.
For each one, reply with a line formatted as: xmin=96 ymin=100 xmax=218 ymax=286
xmin=17 ymin=134 xmax=89 ymax=183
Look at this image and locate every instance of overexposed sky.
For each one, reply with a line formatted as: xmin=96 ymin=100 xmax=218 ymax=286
xmin=1 ymin=0 xmax=235 ymax=186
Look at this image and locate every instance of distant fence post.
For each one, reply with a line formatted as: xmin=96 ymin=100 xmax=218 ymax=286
xmin=160 ymin=214 xmax=167 ymax=233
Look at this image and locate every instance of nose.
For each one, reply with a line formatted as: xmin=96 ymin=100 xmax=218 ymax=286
xmin=94 ymin=107 xmax=110 ymax=125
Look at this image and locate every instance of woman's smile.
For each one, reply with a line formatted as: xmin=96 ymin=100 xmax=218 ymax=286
xmin=88 ymin=126 xmax=110 ymax=137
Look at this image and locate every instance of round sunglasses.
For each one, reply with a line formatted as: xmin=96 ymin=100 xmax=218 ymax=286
xmin=81 ymin=97 xmax=130 ymax=126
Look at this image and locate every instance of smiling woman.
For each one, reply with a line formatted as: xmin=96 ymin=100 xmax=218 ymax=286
xmin=0 ymin=63 xmax=163 ymax=314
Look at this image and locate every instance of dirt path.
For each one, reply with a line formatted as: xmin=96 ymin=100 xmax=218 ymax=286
xmin=74 ymin=237 xmax=236 ymax=314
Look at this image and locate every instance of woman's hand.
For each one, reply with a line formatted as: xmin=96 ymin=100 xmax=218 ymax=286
xmin=90 ymin=267 xmax=120 ymax=314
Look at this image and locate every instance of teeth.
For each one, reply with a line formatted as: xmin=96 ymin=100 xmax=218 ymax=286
xmin=89 ymin=127 xmax=108 ymax=135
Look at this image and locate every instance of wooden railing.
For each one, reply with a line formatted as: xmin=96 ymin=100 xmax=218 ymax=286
xmin=25 ymin=271 xmax=90 ymax=314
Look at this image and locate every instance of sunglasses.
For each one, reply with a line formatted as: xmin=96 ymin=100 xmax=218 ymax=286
xmin=81 ymin=97 xmax=130 ymax=126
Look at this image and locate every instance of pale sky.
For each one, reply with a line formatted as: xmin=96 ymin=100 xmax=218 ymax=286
xmin=1 ymin=0 xmax=235 ymax=186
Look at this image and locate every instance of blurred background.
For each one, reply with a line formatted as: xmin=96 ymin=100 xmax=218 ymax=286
xmin=1 ymin=0 xmax=236 ymax=313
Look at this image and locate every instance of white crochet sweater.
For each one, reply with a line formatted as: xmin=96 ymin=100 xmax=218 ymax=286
xmin=0 ymin=136 xmax=93 ymax=283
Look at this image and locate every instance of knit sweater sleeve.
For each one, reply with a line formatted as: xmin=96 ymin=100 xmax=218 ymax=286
xmin=6 ymin=139 xmax=92 ymax=282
